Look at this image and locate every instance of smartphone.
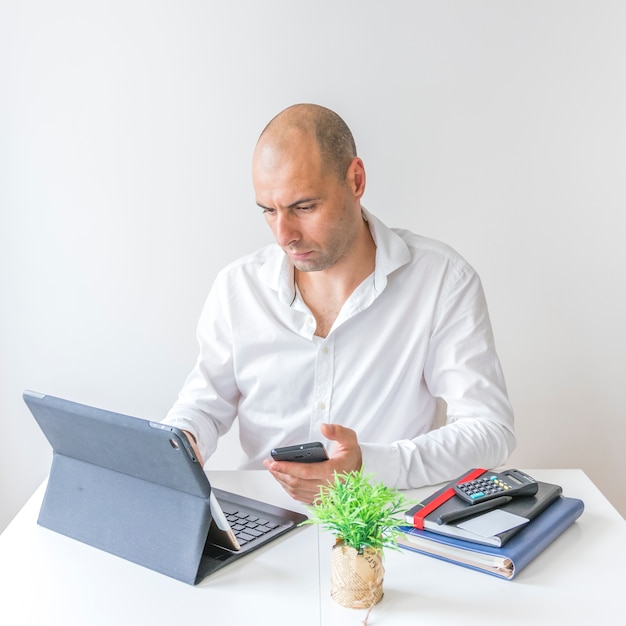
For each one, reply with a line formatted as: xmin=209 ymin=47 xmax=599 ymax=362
xmin=270 ymin=441 xmax=329 ymax=463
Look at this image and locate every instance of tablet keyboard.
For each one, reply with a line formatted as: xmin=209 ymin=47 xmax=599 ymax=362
xmin=224 ymin=509 xmax=281 ymax=546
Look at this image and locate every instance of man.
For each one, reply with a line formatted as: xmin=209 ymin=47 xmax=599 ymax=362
xmin=162 ymin=103 xmax=516 ymax=503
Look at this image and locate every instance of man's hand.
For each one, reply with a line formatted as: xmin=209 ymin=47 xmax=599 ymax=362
xmin=183 ymin=430 xmax=205 ymax=467
xmin=262 ymin=423 xmax=363 ymax=503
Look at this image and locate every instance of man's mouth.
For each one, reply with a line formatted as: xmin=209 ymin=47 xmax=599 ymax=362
xmin=287 ymin=250 xmax=313 ymax=261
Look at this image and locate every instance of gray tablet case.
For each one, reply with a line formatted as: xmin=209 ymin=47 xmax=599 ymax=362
xmin=24 ymin=390 xmax=306 ymax=584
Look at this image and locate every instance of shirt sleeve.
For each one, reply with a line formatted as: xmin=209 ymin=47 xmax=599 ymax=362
xmin=361 ymin=264 xmax=516 ymax=489
xmin=161 ymin=272 xmax=240 ymax=465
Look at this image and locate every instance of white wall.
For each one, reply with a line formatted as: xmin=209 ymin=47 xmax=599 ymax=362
xmin=1 ymin=1 xmax=624 ymax=531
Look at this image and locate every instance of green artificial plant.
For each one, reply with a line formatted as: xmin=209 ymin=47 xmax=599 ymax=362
xmin=304 ymin=468 xmax=413 ymax=553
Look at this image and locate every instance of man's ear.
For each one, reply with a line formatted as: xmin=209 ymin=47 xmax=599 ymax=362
xmin=346 ymin=157 xmax=366 ymax=199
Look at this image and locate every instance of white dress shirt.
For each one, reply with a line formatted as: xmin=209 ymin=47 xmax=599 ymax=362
xmin=163 ymin=209 xmax=516 ymax=489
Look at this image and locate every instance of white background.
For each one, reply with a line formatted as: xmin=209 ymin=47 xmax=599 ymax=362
xmin=1 ymin=0 xmax=624 ymax=532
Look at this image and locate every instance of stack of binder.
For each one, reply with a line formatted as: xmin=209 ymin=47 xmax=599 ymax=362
xmin=397 ymin=469 xmax=584 ymax=580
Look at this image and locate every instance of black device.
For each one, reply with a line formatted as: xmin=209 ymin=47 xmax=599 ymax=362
xmin=453 ymin=469 xmax=538 ymax=504
xmin=23 ymin=390 xmax=308 ymax=585
xmin=270 ymin=441 xmax=329 ymax=463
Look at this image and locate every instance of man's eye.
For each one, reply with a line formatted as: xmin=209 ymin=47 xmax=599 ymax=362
xmin=297 ymin=205 xmax=314 ymax=212
xmin=261 ymin=208 xmax=275 ymax=215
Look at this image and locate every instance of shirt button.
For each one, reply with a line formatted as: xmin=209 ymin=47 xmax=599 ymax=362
xmin=318 ymin=401 xmax=326 ymax=410
xmin=306 ymin=316 xmax=314 ymax=325
xmin=321 ymin=347 xmax=329 ymax=355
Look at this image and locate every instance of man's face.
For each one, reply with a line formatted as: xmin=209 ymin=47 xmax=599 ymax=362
xmin=252 ymin=134 xmax=363 ymax=273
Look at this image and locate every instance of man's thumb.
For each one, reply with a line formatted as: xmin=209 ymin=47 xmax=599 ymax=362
xmin=321 ymin=422 xmax=337 ymax=439
xmin=321 ymin=422 xmax=355 ymax=443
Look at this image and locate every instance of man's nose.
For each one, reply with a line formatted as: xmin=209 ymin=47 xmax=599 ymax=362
xmin=274 ymin=212 xmax=299 ymax=247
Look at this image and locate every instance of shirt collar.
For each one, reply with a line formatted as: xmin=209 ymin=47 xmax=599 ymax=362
xmin=258 ymin=207 xmax=411 ymax=304
xmin=362 ymin=207 xmax=411 ymax=293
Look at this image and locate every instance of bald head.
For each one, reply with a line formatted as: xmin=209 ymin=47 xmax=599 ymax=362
xmin=256 ymin=104 xmax=357 ymax=182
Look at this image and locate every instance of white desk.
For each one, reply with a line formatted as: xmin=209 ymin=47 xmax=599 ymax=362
xmin=1 ymin=469 xmax=624 ymax=625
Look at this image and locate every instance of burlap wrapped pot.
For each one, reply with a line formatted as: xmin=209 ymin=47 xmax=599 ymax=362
xmin=330 ymin=540 xmax=384 ymax=609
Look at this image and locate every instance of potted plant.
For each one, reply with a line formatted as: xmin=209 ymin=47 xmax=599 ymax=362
xmin=304 ymin=468 xmax=412 ymax=614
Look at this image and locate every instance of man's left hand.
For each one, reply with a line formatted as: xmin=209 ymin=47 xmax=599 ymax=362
xmin=262 ymin=423 xmax=363 ymax=503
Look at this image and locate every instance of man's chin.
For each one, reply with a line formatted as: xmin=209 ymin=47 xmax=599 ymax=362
xmin=285 ymin=251 xmax=319 ymax=271
xmin=292 ymin=261 xmax=320 ymax=272
xmin=284 ymin=249 xmax=335 ymax=272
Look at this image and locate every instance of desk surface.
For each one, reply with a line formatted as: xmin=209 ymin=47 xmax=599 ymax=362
xmin=1 ymin=469 xmax=624 ymax=625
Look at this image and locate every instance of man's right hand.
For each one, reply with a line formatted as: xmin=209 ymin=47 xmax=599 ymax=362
xmin=183 ymin=430 xmax=205 ymax=466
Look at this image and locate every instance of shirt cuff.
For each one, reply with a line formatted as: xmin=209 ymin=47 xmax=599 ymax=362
xmin=359 ymin=442 xmax=402 ymax=487
xmin=160 ymin=415 xmax=213 ymax=465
